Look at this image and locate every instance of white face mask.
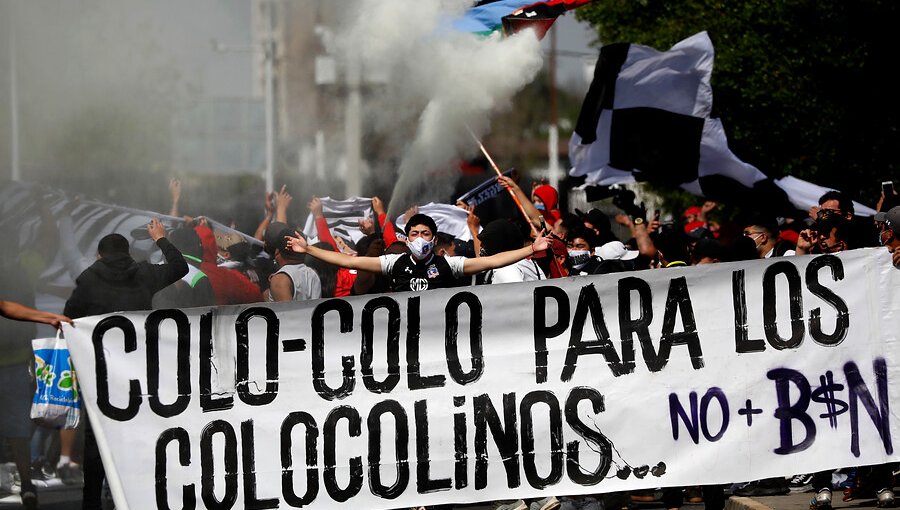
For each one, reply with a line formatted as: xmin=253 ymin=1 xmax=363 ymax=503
xmin=407 ymin=237 xmax=435 ymax=260
xmin=567 ymin=249 xmax=591 ymax=270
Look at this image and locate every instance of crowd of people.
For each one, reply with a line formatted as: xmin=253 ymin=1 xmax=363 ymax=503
xmin=1 ymin=174 xmax=899 ymax=510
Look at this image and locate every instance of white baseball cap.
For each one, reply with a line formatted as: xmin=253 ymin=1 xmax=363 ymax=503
xmin=596 ymin=241 xmax=639 ymax=261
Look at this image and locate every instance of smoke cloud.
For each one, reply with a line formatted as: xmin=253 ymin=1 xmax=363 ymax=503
xmin=338 ymin=0 xmax=544 ymax=215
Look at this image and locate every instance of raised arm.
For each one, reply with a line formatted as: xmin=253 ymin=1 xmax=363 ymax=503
xmin=146 ymin=219 xmax=189 ymax=292
xmin=274 ymin=185 xmax=292 ymax=224
xmin=461 ymin=231 xmax=551 ymax=275
xmin=253 ymin=191 xmax=275 ymax=241
xmin=285 ymin=232 xmax=383 ymax=273
xmin=615 ymin=213 xmax=656 ymax=259
xmin=168 ymin=178 xmax=182 ymax=217
xmin=498 ymin=175 xmax=543 ymax=232
xmin=463 ymin=202 xmax=482 ymax=257
xmin=309 ymin=197 xmax=339 ymax=250
xmin=372 ymin=196 xmax=399 ymax=245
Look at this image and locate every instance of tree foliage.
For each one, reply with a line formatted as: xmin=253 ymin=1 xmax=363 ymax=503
xmin=576 ymin=0 xmax=899 ymax=203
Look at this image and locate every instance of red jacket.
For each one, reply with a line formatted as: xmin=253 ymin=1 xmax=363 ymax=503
xmin=195 ymin=225 xmax=263 ymax=305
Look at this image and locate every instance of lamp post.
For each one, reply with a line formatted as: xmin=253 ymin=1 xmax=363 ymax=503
xmin=547 ymin=27 xmax=560 ymax=189
xmin=261 ymin=0 xmax=275 ymax=194
xmin=9 ymin=5 xmax=20 ymax=182
xmin=344 ymin=53 xmax=362 ymax=197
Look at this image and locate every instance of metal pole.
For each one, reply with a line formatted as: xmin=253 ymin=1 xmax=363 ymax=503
xmin=9 ymin=7 xmax=21 ymax=182
xmin=547 ymin=27 xmax=560 ymax=189
xmin=315 ymin=130 xmax=325 ymax=180
xmin=344 ymin=54 xmax=362 ymax=197
xmin=263 ymin=0 xmax=275 ymax=193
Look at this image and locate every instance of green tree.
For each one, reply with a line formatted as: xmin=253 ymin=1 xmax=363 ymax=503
xmin=576 ymin=0 xmax=899 ymax=203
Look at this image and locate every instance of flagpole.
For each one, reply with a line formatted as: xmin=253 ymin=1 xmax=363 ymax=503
xmin=465 ymin=126 xmax=539 ymax=236
xmin=547 ymin=25 xmax=560 ymax=189
xmin=9 ymin=5 xmax=20 ymax=182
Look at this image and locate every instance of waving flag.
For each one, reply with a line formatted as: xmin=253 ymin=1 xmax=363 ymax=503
xmin=300 ymin=197 xmax=374 ymax=245
xmin=0 ymin=181 xmax=260 ymax=316
xmin=454 ymin=0 xmax=594 ymax=39
xmin=568 ymin=32 xmax=875 ymax=216
xmin=397 ymin=203 xmax=479 ymax=242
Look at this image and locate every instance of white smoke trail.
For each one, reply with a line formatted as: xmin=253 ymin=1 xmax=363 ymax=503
xmin=338 ymin=0 xmax=545 ymax=215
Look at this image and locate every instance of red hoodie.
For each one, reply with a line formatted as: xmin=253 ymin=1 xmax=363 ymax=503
xmin=532 ymin=184 xmax=562 ymax=226
xmin=195 ymin=225 xmax=263 ymax=305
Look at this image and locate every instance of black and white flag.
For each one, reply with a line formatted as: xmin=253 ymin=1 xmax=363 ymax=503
xmin=568 ymin=32 xmax=875 ymax=216
xmin=301 ymin=196 xmax=374 ymax=245
xmin=0 ymin=181 xmax=260 ymax=316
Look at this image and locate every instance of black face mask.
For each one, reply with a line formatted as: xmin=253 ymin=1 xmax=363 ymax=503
xmin=817 ymin=239 xmax=846 ymax=253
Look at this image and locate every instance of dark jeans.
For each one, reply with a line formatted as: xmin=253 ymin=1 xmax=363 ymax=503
xmin=661 ymin=487 xmax=683 ymax=508
xmin=661 ymin=486 xmax=724 ymax=510
xmin=83 ymin=416 xmax=106 ymax=510
xmin=703 ymin=485 xmax=726 ymax=510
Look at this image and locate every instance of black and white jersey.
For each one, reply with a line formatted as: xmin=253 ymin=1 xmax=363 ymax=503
xmin=379 ymin=253 xmax=466 ymax=292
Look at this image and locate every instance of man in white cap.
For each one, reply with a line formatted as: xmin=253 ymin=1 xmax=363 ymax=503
xmin=596 ymin=240 xmax=640 ymax=261
xmin=593 ymin=240 xmax=640 ymax=273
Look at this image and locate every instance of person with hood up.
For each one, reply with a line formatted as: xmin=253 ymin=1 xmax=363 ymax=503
xmin=531 ymin=182 xmax=562 ymax=227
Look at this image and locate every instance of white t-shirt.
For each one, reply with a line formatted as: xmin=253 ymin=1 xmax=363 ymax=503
xmin=763 ymin=247 xmax=796 ymax=258
xmin=487 ymin=259 xmax=545 ymax=284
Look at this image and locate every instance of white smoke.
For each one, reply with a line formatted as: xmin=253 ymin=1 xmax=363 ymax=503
xmin=338 ymin=0 xmax=545 ymax=215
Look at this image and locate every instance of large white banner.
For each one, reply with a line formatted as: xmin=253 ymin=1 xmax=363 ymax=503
xmin=64 ymin=249 xmax=900 ymax=509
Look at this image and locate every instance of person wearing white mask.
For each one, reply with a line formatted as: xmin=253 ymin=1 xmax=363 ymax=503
xmin=285 ymin=213 xmax=553 ymax=293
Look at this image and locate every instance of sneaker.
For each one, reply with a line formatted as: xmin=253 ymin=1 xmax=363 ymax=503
xmin=789 ymin=473 xmax=814 ymax=492
xmin=29 ymin=465 xmax=49 ymax=482
xmin=877 ymin=488 xmax=895 ymax=508
xmin=810 ymin=488 xmax=832 ymax=510
xmin=20 ymin=482 xmax=38 ymax=510
xmin=0 ymin=462 xmax=17 ymax=493
xmin=57 ymin=462 xmax=84 ymax=485
xmin=495 ymin=501 xmax=528 ymax=510
xmin=529 ymin=496 xmax=561 ymax=510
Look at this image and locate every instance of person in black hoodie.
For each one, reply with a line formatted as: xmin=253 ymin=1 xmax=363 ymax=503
xmin=63 ymin=218 xmax=186 ymax=510
xmin=65 ymin=219 xmax=187 ymax=318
